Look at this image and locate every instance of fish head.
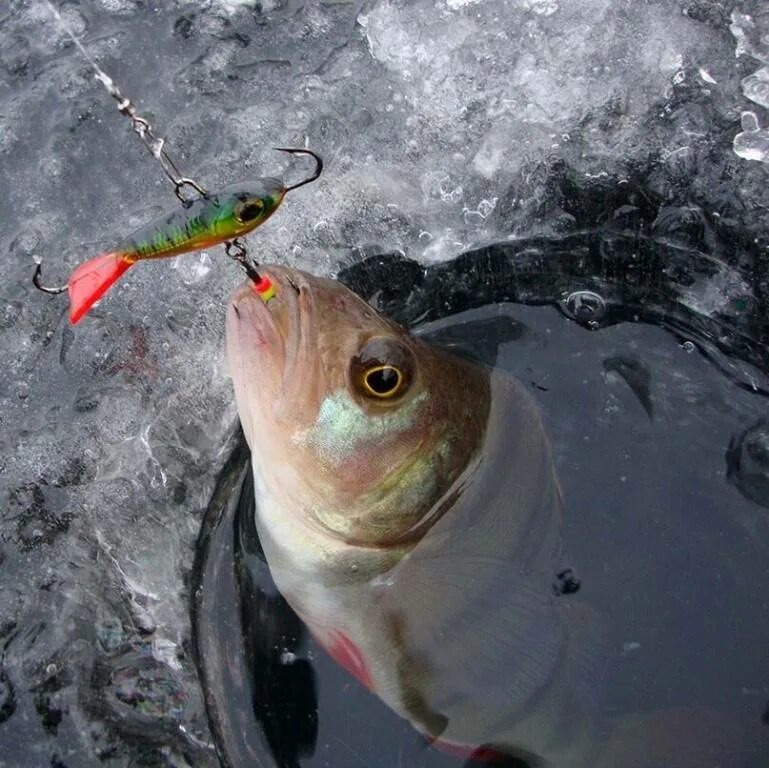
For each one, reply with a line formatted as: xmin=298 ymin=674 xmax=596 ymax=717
xmin=226 ymin=267 xmax=490 ymax=547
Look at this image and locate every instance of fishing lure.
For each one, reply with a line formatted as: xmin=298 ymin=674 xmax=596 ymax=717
xmin=34 ymin=147 xmax=322 ymax=324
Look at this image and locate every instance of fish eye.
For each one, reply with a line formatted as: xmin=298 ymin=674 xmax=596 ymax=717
xmin=234 ymin=198 xmax=265 ymax=223
xmin=362 ymin=365 xmax=404 ymax=398
xmin=350 ymin=337 xmax=414 ymax=402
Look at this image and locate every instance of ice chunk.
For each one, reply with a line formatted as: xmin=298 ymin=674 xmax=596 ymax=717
xmin=94 ymin=0 xmax=137 ymax=13
xmin=742 ymin=66 xmax=769 ymax=108
xmin=734 ymin=110 xmax=769 ymax=163
xmin=730 ymin=10 xmax=769 ymax=65
xmin=214 ymin=0 xmax=281 ymax=14
xmin=170 ymin=253 xmax=213 ymax=285
xmin=730 ymin=7 xmax=769 ymax=163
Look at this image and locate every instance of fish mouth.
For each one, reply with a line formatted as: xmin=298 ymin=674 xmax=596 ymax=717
xmin=228 ymin=279 xmax=277 ymax=347
xmin=227 ymin=265 xmax=318 ymax=421
xmin=229 ymin=264 xmax=312 ymax=335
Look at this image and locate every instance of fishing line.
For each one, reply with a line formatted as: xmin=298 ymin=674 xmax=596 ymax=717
xmin=40 ymin=0 xmax=266 ymax=283
xmin=43 ymin=0 xmax=205 ymax=202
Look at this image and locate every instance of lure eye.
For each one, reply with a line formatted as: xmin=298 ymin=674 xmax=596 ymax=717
xmin=234 ymin=198 xmax=265 ymax=224
xmin=350 ymin=337 xmax=414 ymax=402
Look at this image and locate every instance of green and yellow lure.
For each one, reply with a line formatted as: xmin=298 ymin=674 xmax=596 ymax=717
xmin=65 ymin=148 xmax=322 ymax=323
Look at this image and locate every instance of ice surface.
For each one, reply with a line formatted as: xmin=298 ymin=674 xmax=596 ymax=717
xmin=731 ymin=5 xmax=769 ymax=162
xmin=1 ymin=0 xmax=768 ymax=765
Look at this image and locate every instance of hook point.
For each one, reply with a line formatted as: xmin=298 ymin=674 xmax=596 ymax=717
xmin=274 ymin=147 xmax=323 ymax=193
xmin=32 ymin=260 xmax=68 ymax=295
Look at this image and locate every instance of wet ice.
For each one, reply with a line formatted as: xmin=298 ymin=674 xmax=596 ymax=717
xmin=732 ymin=5 xmax=769 ymax=162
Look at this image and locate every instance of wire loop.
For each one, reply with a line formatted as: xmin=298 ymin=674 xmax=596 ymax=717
xmin=96 ymin=73 xmax=209 ymax=201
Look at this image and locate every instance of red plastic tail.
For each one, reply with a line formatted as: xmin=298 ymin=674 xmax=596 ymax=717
xmin=67 ymin=253 xmax=133 ymax=324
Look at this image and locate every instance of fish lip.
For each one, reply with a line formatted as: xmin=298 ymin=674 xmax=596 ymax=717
xmin=227 ymin=264 xmax=317 ymax=400
xmin=228 ymin=265 xmax=307 ymax=336
xmin=228 ymin=277 xmax=278 ymax=345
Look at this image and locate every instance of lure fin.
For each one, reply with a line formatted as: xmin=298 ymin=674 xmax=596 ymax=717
xmin=67 ymin=253 xmax=134 ymax=324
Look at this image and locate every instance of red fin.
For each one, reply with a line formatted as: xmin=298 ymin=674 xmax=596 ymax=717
xmin=67 ymin=253 xmax=133 ymax=324
xmin=429 ymin=739 xmax=509 ymax=763
xmin=324 ymin=630 xmax=374 ymax=690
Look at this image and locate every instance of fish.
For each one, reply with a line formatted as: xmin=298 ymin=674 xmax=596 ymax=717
xmin=225 ymin=266 xmax=739 ymax=767
xmin=64 ymin=148 xmax=322 ymax=324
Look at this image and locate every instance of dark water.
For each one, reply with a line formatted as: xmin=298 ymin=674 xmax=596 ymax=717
xmin=193 ymin=240 xmax=769 ymax=768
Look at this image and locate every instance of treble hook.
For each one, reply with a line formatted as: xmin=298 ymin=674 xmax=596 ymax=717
xmin=32 ymin=260 xmax=67 ymax=295
xmin=274 ymin=147 xmax=324 ymax=193
xmin=225 ymin=239 xmax=262 ymax=283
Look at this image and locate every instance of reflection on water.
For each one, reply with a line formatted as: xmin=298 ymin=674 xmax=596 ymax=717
xmin=193 ymin=235 xmax=769 ymax=767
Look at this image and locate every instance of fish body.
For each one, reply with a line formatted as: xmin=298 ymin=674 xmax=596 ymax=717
xmin=67 ymin=178 xmax=285 ymax=324
xmin=225 ymin=267 xmax=734 ymax=767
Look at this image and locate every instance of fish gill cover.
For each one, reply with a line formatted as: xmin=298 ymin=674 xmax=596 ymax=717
xmin=0 ymin=0 xmax=768 ymax=766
